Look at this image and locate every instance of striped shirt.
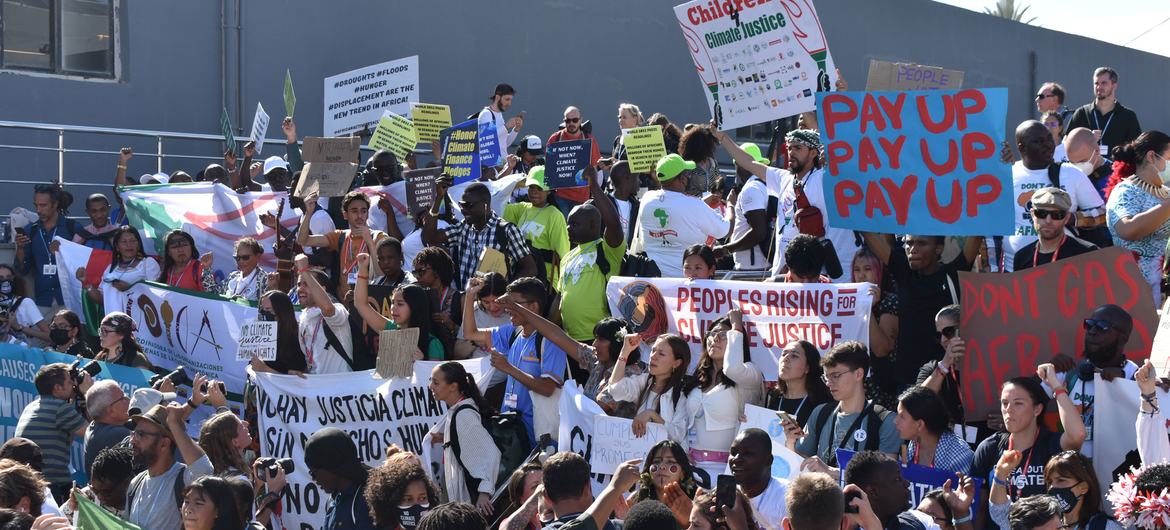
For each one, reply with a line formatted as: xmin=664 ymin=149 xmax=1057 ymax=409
xmin=15 ymin=397 xmax=86 ymax=484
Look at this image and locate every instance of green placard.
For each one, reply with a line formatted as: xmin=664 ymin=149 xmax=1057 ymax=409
xmin=283 ymin=69 xmax=296 ymax=118
xmin=368 ymin=110 xmax=418 ymax=161
xmin=623 ymin=125 xmax=668 ymax=173
xmin=220 ymin=107 xmax=237 ymax=155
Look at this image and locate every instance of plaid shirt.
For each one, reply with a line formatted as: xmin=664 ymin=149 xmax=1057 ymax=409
xmin=441 ymin=213 xmax=532 ymax=288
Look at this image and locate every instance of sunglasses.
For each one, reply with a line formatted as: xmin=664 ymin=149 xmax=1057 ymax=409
xmin=649 ymin=463 xmax=680 ymax=474
xmin=1083 ymin=318 xmax=1114 ymax=332
xmin=935 ymin=325 xmax=958 ymax=340
xmin=1035 ymin=93 xmax=1055 ymax=100
xmin=1032 ymin=209 xmax=1067 ymax=220
xmin=233 ymin=254 xmax=254 ymax=262
xmin=564 ymin=117 xmax=581 ymax=123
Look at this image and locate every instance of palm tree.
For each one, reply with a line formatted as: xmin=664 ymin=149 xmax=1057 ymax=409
xmin=983 ymin=0 xmax=1038 ymax=24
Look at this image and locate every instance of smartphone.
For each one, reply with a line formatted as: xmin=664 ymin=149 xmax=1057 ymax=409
xmin=716 ymin=474 xmax=737 ymax=511
xmin=843 ymin=490 xmax=861 ymax=514
xmin=518 ymin=110 xmax=527 ymax=119
xmin=777 ymin=410 xmax=796 ymax=426
xmin=14 ymin=227 xmax=25 ymax=237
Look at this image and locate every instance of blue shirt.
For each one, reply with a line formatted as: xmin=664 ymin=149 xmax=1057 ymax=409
xmin=491 ymin=323 xmax=568 ymax=444
xmin=324 ymin=480 xmax=375 ymax=530
xmin=18 ymin=218 xmax=77 ymax=306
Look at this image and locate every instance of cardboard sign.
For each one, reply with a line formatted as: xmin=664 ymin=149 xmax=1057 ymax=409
xmin=1151 ymin=299 xmax=1170 ymax=376
xmin=368 ymin=110 xmax=417 ymax=161
xmin=817 ymin=88 xmax=1012 ymax=236
xmin=220 ymin=107 xmax=236 ymax=156
xmin=837 ymin=449 xmax=983 ymax=508
xmin=590 ymin=415 xmax=667 ymax=474
xmin=376 ymin=327 xmax=420 ymax=379
xmin=673 ymin=0 xmax=837 ymax=130
xmin=237 ymin=321 xmax=277 ymax=361
xmin=958 ymin=247 xmax=1158 ymax=420
xmin=410 ymin=103 xmax=452 ymax=143
xmin=477 ymin=247 xmax=507 ymax=277
xmin=283 ymin=69 xmax=296 ymax=117
xmin=294 ymin=137 xmax=361 ymax=198
xmin=323 ymin=55 xmax=419 ymax=137
xmin=404 ymin=167 xmax=439 ymax=215
xmin=249 ymin=102 xmax=270 ymax=155
xmin=623 ymin=126 xmax=668 ymax=174
xmin=865 ymin=60 xmax=964 ymax=91
xmin=545 ymin=139 xmax=592 ymax=189
xmin=439 ymin=119 xmax=480 ymax=185
xmin=477 ymin=112 xmax=502 ymax=167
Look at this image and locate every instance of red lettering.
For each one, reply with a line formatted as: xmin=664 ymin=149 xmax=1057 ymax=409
xmin=859 ymin=95 xmax=888 ymax=134
xmin=676 ymin=287 xmax=691 ymax=312
xmin=876 ymin=94 xmax=906 ymax=129
xmin=834 ymin=180 xmax=863 ymax=218
xmin=878 ymin=136 xmax=906 ymax=169
xmin=1115 ymin=252 xmax=1143 ymax=310
xmin=865 ymin=180 xmax=892 ymax=220
xmin=880 ymin=175 xmax=917 ymax=225
xmin=960 ymin=132 xmax=995 ymax=172
xmin=1020 ymin=267 xmax=1047 ymax=319
xmin=960 ymin=278 xmax=978 ymax=326
xmin=826 ymin=141 xmax=853 ymax=177
xmin=925 ymin=178 xmax=962 ymax=224
xmin=916 ymin=93 xmax=955 ymax=134
xmin=821 ymin=94 xmax=858 ymax=138
xmin=857 ymin=137 xmax=882 ymax=172
xmin=1083 ymin=261 xmax=1114 ymax=309
xmin=987 ymin=335 xmax=1013 ymax=402
xmin=1057 ymin=264 xmax=1080 ymax=318
xmin=966 ymin=173 xmax=1002 ymax=217
xmin=920 ymin=138 xmax=958 ymax=176
xmin=954 ymin=89 xmax=987 ymax=131
xmin=963 ymin=338 xmax=993 ymax=413
xmin=687 ymin=7 xmax=703 ymax=25
xmin=1015 ymin=334 xmax=1041 ymax=377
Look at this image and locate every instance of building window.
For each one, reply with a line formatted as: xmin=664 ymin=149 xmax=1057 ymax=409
xmin=1 ymin=0 xmax=116 ymax=78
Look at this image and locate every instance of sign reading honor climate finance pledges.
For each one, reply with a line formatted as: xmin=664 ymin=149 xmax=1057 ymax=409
xmin=817 ymin=88 xmax=1011 ymax=236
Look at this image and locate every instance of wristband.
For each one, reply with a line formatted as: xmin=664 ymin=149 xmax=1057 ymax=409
xmin=1052 ymin=387 xmax=1068 ymax=397
xmin=186 ymin=400 xmax=199 ymax=410
xmin=952 ymin=512 xmax=973 ymax=525
xmin=116 ymin=164 xmax=127 ymax=170
xmin=357 ymin=275 xmax=369 ymax=281
xmin=992 ymin=475 xmax=1010 ymax=487
xmin=936 ymin=362 xmax=950 ymax=375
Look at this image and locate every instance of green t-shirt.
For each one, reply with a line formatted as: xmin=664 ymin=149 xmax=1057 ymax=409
xmin=383 ymin=321 xmax=444 ymax=360
xmin=504 ymin=202 xmax=570 ymax=283
xmin=557 ymin=237 xmax=626 ymax=341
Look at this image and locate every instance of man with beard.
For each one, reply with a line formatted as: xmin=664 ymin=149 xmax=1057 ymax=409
xmin=547 ymin=106 xmax=603 ymax=217
xmin=480 ymin=83 xmax=524 ymax=163
xmin=1048 ymin=304 xmax=1138 ymax=458
xmin=1066 ymin=67 xmax=1142 ymax=158
xmin=716 ymin=128 xmax=858 ymax=281
xmin=729 ymin=428 xmax=789 ymax=530
xmin=125 ymin=401 xmax=212 ymax=530
xmin=1012 ymin=187 xmax=1097 ymax=271
xmin=843 ymin=451 xmax=976 ymax=530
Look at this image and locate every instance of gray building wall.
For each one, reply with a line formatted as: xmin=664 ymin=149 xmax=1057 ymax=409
xmin=0 ymin=0 xmax=1167 ymax=218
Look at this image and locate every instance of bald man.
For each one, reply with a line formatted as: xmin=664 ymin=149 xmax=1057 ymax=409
xmin=1063 ymin=127 xmax=1112 ymax=199
xmin=556 ymin=166 xmax=625 ymax=342
xmin=988 ymin=121 xmax=1105 ymax=271
xmin=548 ymin=106 xmax=602 ymax=216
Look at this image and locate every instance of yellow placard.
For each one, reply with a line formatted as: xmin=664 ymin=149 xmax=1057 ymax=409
xmin=623 ymin=125 xmax=668 ymax=174
xmin=368 ymin=110 xmax=417 ymax=161
xmin=410 ymin=103 xmax=453 ymax=143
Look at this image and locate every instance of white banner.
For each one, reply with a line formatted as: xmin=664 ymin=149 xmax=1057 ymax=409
xmin=606 ymin=277 xmax=872 ymax=379
xmin=1091 ymin=375 xmax=1170 ymax=509
xmin=723 ymin=404 xmax=805 ymax=481
xmin=673 ymin=0 xmax=837 ymax=130
xmin=558 ymin=382 xmax=616 ymax=496
xmin=324 ymin=55 xmax=419 ymax=137
xmin=253 ymin=357 xmax=492 ymax=530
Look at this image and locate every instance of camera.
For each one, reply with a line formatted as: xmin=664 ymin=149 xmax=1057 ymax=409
xmin=68 ymin=358 xmax=102 ymax=384
xmin=150 ymin=366 xmax=191 ymax=388
xmin=255 ymin=457 xmax=295 ymax=481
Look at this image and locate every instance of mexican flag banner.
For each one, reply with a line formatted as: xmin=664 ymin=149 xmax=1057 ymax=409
xmin=119 ymin=182 xmax=300 ymax=279
xmin=53 ymin=237 xmax=114 ymax=330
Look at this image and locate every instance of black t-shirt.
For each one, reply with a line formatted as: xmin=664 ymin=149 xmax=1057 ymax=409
xmin=1066 ymin=102 xmax=1142 ymax=156
xmin=971 ymin=429 xmax=1063 ymax=529
xmin=771 ymin=393 xmax=834 ymax=428
xmin=1012 ymin=236 xmax=1097 ymax=270
xmin=916 ymin=361 xmax=964 ymax=425
xmin=888 ymin=245 xmax=968 ymax=386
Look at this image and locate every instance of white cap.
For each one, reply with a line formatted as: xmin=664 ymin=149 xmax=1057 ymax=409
xmin=128 ymin=388 xmax=177 ymax=415
xmin=139 ymin=172 xmax=169 ymax=185
xmin=263 ymin=156 xmax=289 ymax=175
xmin=524 ymin=135 xmax=543 ymax=153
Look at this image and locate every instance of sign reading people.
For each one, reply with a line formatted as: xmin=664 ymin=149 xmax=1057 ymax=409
xmin=816 ymin=88 xmax=1012 ymax=235
xmin=605 ymin=277 xmax=872 ymax=379
xmin=958 ymin=247 xmax=1158 ymax=419
xmin=673 ymin=0 xmax=837 ymax=130
xmin=865 ymin=60 xmax=965 ymax=91
xmin=323 ymin=55 xmax=419 ymax=137
xmin=439 ymin=119 xmax=481 ymax=184
xmin=545 ymin=139 xmax=592 ymax=189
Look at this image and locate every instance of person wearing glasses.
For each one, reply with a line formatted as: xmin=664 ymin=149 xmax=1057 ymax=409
xmin=1013 ymin=188 xmax=1097 ymax=271
xmin=547 ymin=106 xmax=603 ymax=217
xmin=47 ymin=309 xmax=92 ymax=359
xmin=631 ymin=440 xmax=697 ymax=507
xmin=94 ymin=312 xmax=152 ymax=370
xmin=82 ymin=380 xmax=131 ymax=477
xmin=1035 ymin=82 xmax=1071 ymax=124
xmin=157 ymin=230 xmax=216 ymax=292
xmin=215 ymin=237 xmax=267 ymax=304
xmin=918 ymin=305 xmax=967 ymax=432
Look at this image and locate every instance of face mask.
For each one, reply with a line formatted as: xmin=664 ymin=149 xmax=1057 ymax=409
xmin=1159 ymin=158 xmax=1170 ymax=185
xmin=258 ymin=310 xmax=276 ymax=322
xmin=1074 ymin=161 xmax=1095 ymax=176
xmin=49 ymin=328 xmax=71 ymax=345
xmin=1048 ymin=486 xmax=1081 ymax=513
xmin=397 ymin=503 xmax=429 ymax=530
xmin=0 ymin=281 xmax=11 ymax=295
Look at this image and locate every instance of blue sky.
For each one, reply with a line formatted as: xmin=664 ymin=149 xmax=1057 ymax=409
xmin=932 ymin=0 xmax=1170 ymax=57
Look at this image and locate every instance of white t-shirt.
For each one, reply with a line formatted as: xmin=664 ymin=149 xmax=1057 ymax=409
xmin=3 ymin=295 xmax=47 ymax=329
xmin=478 ymin=107 xmax=518 ymax=163
xmin=101 ymin=258 xmax=161 ymax=287
xmin=631 ymin=189 xmax=730 ymax=278
xmin=1045 ymin=360 xmax=1139 ymax=458
xmin=297 ymin=207 xmax=336 ymax=256
xmin=298 ymin=303 xmax=353 ymax=374
xmin=747 ymin=477 xmax=789 ymax=530
xmin=765 ymin=167 xmax=858 ymax=281
xmin=614 ymin=198 xmax=633 ymax=239
xmin=1053 ymin=143 xmax=1068 ymax=163
xmin=732 ymin=177 xmax=770 ymax=270
xmin=401 ymin=219 xmax=450 ymax=269
xmin=989 ymin=162 xmax=1105 ymax=272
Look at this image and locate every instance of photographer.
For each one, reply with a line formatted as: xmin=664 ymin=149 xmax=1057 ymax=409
xmin=14 ymin=363 xmax=94 ymax=503
xmin=251 ymin=457 xmax=291 ymax=530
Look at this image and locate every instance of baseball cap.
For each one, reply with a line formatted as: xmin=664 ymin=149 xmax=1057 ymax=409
xmin=740 ymin=142 xmax=770 ymax=165
xmin=1031 ymin=187 xmax=1072 ymax=212
xmin=522 ymin=135 xmax=544 ymax=155
xmin=128 ymin=388 xmax=178 ymax=416
xmin=139 ymin=173 xmax=170 ymax=185
xmin=525 ymin=166 xmax=549 ymax=191
xmin=129 ymin=404 xmax=173 ymax=438
xmin=655 ymin=154 xmax=696 ymax=182
xmin=263 ymin=156 xmax=289 ymax=175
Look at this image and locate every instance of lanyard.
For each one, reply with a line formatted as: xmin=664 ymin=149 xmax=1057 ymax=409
xmin=39 ymin=224 xmax=58 ymax=263
xmin=1091 ymin=109 xmax=1115 ymax=140
xmin=911 ymin=440 xmax=933 ymax=468
xmin=779 ymin=395 xmax=808 ymax=420
xmin=1007 ymin=430 xmax=1040 ymax=500
xmin=342 ymin=231 xmax=368 ymax=274
xmin=302 ymin=319 xmax=322 ymax=367
xmin=1033 ymin=234 xmax=1066 ymax=267
xmin=168 ymin=261 xmax=192 ymax=287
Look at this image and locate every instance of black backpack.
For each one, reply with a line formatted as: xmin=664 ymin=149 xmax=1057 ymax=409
xmin=126 ymin=467 xmax=185 ymax=514
xmin=321 ymin=309 xmax=377 ymax=371
xmin=445 ymin=403 xmax=531 ymax=500
xmin=812 ymin=401 xmax=891 ymax=466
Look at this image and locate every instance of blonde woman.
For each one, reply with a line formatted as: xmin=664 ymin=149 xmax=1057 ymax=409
xmin=612 ymin=103 xmax=645 ymax=161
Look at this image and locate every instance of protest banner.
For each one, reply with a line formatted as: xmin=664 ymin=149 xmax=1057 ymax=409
xmin=323 ymin=55 xmax=419 ymax=137
xmin=236 ymin=321 xmax=277 ymax=361
xmin=558 ymin=382 xmax=617 ymax=496
xmin=249 ymin=102 xmax=270 ymax=155
xmin=0 ymin=344 xmax=153 ymax=485
xmin=220 ymin=107 xmax=236 ymax=155
xmin=590 ymin=415 xmax=667 ymax=474
xmin=253 ymin=358 xmax=492 ymax=530
xmin=817 ymin=88 xmax=1012 ymax=235
xmin=958 ymin=247 xmax=1158 ymax=420
xmin=865 ymin=60 xmax=964 ymax=91
xmin=410 ymin=103 xmax=452 ymax=143
xmin=836 ymin=449 xmax=983 ymax=507
xmin=368 ymin=110 xmax=418 ymax=161
xmin=404 ymin=167 xmax=439 ymax=215
xmin=478 ymin=112 xmax=502 ymax=167
xmin=673 ymin=0 xmax=837 ymax=130
xmin=1150 ymin=299 xmax=1170 ymax=377
xmin=623 ymin=126 xmax=668 ymax=174
xmin=606 ymin=277 xmax=872 ymax=379
xmin=1092 ymin=376 xmax=1170 ymax=508
xmin=294 ymin=136 xmax=362 ymax=198
xmin=439 ymin=119 xmax=481 ymax=184
xmin=721 ymin=404 xmax=804 ymax=484
xmin=359 ymin=173 xmax=525 ymax=238
xmin=115 ymin=183 xmax=300 ymax=276
xmin=284 ymin=69 xmax=296 ymax=117
xmin=545 ymin=139 xmax=592 ymax=189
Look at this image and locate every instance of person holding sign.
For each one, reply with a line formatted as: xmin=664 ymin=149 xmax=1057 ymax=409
xmin=248 ymin=290 xmax=307 ymax=375
xmin=630 ymin=154 xmax=730 ymax=278
xmin=352 ymin=252 xmax=444 ymax=360
xmin=556 ymin=165 xmax=625 ymax=344
xmin=547 ymin=106 xmax=602 ymax=216
xmin=480 ymin=83 xmax=524 ymax=164
xmin=427 ymin=361 xmax=500 ymax=514
xmin=78 ymin=225 xmax=158 ymax=306
xmin=610 ymin=103 xmax=645 ymax=162
xmin=606 ymin=334 xmax=692 ymax=444
xmin=296 ymin=191 xmax=388 ymax=301
xmin=503 ymin=166 xmax=570 ymax=284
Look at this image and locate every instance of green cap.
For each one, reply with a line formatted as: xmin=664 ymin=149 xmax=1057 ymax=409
xmin=655 ymin=154 xmax=697 ymax=182
xmin=525 ymin=166 xmax=550 ymax=191
xmin=740 ymin=142 xmax=770 ymax=165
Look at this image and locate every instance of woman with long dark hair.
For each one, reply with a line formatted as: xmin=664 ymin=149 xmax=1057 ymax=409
xmin=248 ymin=290 xmax=307 ymax=374
xmin=990 ymin=450 xmax=1121 ymax=530
xmin=894 ymin=386 xmax=973 ymax=474
xmin=1105 ymin=130 xmax=1170 ymax=302
xmin=181 ymin=475 xmax=244 ymax=530
xmin=633 ymin=439 xmax=698 ymax=503
xmin=678 ymin=125 xmax=721 ymax=197
xmin=94 ymin=312 xmax=151 ymax=369
xmin=608 ymin=334 xmax=692 ymax=444
xmin=354 ymin=253 xmax=444 ymax=360
xmin=78 ymin=226 xmax=158 ymax=306
xmin=766 ymin=340 xmax=833 ymax=427
xmin=197 ymin=411 xmax=251 ymax=480
xmin=48 ymin=309 xmax=92 ymax=358
xmin=427 ymin=361 xmax=500 ymax=516
xmin=158 ymin=230 xmax=215 ymax=291
xmin=498 ymin=462 xmax=546 ymax=530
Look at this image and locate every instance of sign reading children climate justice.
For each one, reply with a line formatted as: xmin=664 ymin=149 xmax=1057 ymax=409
xmin=816 ymin=88 xmax=1012 ymax=236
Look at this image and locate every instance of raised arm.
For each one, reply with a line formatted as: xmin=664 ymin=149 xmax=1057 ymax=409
xmin=1038 ymin=363 xmax=1086 ymax=450
xmin=164 ymin=402 xmax=207 ymax=466
xmin=579 ymin=460 xmax=643 ymax=530
xmin=460 ymin=276 xmax=493 ymax=344
xmin=232 ymin=142 xmax=260 ymax=192
xmin=294 ymin=193 xmax=331 ymax=248
xmin=961 ymin=236 xmax=985 ymax=267
xmin=713 ymin=127 xmax=769 ymax=179
xmin=113 ymin=148 xmax=132 ymax=206
xmin=860 ymin=232 xmax=893 ymax=264
xmin=495 ymin=295 xmax=585 ymax=363
xmin=352 ymin=253 xmax=390 ymax=330
xmin=608 ymin=335 xmax=641 ymax=389
xmin=283 ymin=118 xmax=304 ymax=172
xmin=421 ymin=175 xmax=452 ymax=245
xmin=295 ymin=253 xmax=335 ymax=317
xmin=587 ymin=166 xmax=623 ymax=248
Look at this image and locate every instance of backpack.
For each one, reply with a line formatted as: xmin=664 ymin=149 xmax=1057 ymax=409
xmin=446 ymin=402 xmax=531 ymax=499
xmin=812 ymin=401 xmax=891 ymax=466
xmin=126 ymin=467 xmax=185 ymax=514
xmin=320 ymin=309 xmax=377 ymax=371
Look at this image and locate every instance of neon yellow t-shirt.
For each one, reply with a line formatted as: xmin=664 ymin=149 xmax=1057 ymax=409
xmin=557 ymin=237 xmax=625 ymax=341
xmin=504 ymin=202 xmax=570 ymax=283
